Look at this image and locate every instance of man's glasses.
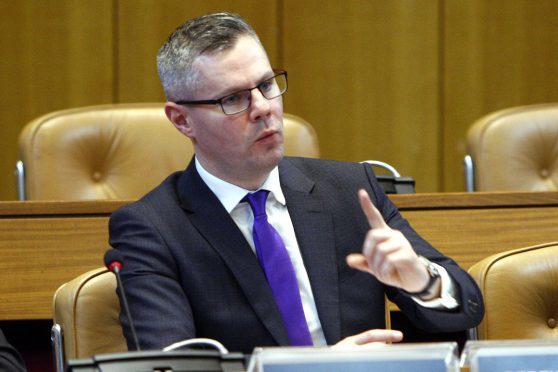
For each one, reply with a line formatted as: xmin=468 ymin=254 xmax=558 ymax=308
xmin=175 ymin=69 xmax=288 ymax=115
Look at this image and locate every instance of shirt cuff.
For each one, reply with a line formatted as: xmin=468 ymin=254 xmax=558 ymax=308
xmin=410 ymin=262 xmax=459 ymax=310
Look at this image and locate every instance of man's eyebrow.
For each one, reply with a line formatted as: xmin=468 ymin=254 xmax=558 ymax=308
xmin=214 ymin=72 xmax=275 ymax=98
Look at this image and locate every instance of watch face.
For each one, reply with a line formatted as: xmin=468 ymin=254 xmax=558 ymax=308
xmin=428 ymin=263 xmax=439 ymax=277
xmin=419 ymin=256 xmax=439 ymax=278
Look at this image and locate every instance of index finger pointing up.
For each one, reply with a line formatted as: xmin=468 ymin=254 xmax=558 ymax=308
xmin=358 ymin=189 xmax=389 ymax=229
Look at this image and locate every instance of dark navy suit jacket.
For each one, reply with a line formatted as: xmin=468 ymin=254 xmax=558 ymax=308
xmin=109 ymin=157 xmax=484 ymax=354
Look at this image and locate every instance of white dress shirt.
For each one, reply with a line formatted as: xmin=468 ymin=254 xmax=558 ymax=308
xmin=195 ymin=158 xmax=457 ymax=346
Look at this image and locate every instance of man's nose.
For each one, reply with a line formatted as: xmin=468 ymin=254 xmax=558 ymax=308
xmin=249 ymin=88 xmax=271 ymax=121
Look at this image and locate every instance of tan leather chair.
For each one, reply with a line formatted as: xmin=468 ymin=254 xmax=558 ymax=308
xmin=464 ymin=103 xmax=558 ymax=191
xmin=468 ymin=242 xmax=558 ymax=340
xmin=16 ymin=103 xmax=320 ymax=200
xmin=52 ymin=267 xmax=125 ymax=370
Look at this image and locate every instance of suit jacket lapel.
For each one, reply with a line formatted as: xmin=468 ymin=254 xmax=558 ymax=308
xmin=279 ymin=159 xmax=341 ymax=343
xmin=176 ymin=161 xmax=290 ymax=345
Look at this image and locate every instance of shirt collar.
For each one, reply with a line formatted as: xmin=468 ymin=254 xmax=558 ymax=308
xmin=195 ymin=157 xmax=285 ymax=213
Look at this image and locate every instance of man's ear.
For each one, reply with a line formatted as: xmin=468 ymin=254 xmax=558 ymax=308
xmin=164 ymin=102 xmax=193 ymax=137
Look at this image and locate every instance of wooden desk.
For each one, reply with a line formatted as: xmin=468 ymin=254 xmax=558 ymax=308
xmin=0 ymin=201 xmax=125 ymax=320
xmin=390 ymin=191 xmax=558 ymax=270
xmin=1 ymin=191 xmax=558 ymax=321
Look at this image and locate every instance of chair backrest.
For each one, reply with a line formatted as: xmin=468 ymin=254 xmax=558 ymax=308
xmin=53 ymin=267 xmax=126 ymax=362
xmin=17 ymin=103 xmax=320 ymax=200
xmin=468 ymin=242 xmax=558 ymax=340
xmin=465 ymin=103 xmax=558 ymax=191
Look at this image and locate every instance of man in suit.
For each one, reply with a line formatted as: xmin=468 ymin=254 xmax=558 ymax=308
xmin=109 ymin=12 xmax=483 ymax=354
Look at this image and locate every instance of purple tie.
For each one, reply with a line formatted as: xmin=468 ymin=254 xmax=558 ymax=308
xmin=243 ymin=190 xmax=313 ymax=346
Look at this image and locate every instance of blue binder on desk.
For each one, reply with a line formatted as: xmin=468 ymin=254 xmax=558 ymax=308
xmin=247 ymin=343 xmax=459 ymax=372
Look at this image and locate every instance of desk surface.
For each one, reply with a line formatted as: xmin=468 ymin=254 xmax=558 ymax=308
xmin=1 ymin=191 xmax=558 ymax=320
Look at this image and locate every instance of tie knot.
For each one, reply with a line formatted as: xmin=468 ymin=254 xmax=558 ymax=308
xmin=243 ymin=189 xmax=270 ymax=217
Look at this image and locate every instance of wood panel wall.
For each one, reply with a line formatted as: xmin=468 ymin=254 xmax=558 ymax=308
xmin=1 ymin=0 xmax=558 ymax=200
xmin=283 ymin=1 xmax=441 ymax=190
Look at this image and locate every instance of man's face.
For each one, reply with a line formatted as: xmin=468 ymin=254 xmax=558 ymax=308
xmin=179 ymin=36 xmax=284 ymax=186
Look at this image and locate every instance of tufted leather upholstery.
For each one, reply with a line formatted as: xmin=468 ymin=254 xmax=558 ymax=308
xmin=468 ymin=242 xmax=558 ymax=340
xmin=18 ymin=103 xmax=320 ymax=200
xmin=465 ymin=103 xmax=558 ymax=191
xmin=53 ymin=267 xmax=126 ymax=361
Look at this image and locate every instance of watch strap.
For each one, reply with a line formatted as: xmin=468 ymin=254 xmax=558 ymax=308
xmin=400 ymin=256 xmax=440 ymax=297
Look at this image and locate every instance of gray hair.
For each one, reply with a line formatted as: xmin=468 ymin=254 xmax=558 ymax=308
xmin=157 ymin=12 xmax=261 ymax=101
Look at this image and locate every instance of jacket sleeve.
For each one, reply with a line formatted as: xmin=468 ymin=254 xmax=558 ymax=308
xmin=109 ymin=203 xmax=196 ymax=351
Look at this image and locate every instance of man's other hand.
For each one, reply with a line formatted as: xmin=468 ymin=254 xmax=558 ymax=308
xmin=332 ymin=329 xmax=403 ymax=349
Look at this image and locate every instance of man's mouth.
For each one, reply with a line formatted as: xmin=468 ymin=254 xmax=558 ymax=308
xmin=257 ymin=130 xmax=280 ymax=142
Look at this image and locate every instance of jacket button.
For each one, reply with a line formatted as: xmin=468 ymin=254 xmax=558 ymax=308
xmin=548 ymin=318 xmax=557 ymax=329
xmin=467 ymin=299 xmax=478 ymax=313
xmin=92 ymin=171 xmax=102 ymax=181
xmin=468 ymin=299 xmax=478 ymax=306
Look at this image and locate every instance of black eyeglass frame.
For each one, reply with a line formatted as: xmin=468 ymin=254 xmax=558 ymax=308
xmin=174 ymin=69 xmax=288 ymax=115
